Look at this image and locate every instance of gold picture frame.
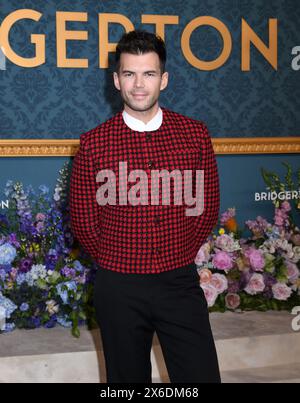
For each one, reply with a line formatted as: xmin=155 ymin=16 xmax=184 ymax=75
xmin=0 ymin=137 xmax=299 ymax=157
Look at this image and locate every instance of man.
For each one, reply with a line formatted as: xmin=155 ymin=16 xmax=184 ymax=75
xmin=70 ymin=30 xmax=221 ymax=383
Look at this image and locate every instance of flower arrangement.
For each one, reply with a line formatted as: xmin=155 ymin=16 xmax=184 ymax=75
xmin=195 ymin=163 xmax=300 ymax=312
xmin=0 ymin=162 xmax=299 ymax=337
xmin=0 ymin=163 xmax=97 ymax=337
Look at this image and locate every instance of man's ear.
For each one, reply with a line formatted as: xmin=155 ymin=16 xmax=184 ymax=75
xmin=113 ymin=72 xmax=120 ymax=91
xmin=160 ymin=71 xmax=169 ymax=91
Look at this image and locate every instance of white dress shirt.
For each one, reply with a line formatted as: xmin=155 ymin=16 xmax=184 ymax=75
xmin=122 ymin=107 xmax=163 ymax=132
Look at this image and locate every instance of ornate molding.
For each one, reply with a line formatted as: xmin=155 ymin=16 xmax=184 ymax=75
xmin=0 ymin=137 xmax=299 ymax=156
xmin=0 ymin=140 xmax=78 ymax=157
xmin=213 ymin=137 xmax=300 ymax=154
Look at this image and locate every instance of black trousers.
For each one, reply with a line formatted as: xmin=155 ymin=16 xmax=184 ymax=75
xmin=93 ymin=262 xmax=221 ymax=383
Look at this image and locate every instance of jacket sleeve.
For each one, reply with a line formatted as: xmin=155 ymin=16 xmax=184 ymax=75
xmin=192 ymin=122 xmax=220 ymax=251
xmin=69 ymin=134 xmax=101 ymax=260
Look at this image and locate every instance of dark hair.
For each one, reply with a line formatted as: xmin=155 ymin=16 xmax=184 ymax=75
xmin=115 ymin=30 xmax=167 ymax=73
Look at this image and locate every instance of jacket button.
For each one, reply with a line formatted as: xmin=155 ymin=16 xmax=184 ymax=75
xmin=146 ymin=132 xmax=152 ymax=141
xmin=154 ymin=215 xmax=160 ymax=225
xmin=147 ymin=160 xmax=154 ymax=168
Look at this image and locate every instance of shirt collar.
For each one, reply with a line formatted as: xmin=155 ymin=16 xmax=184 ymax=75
xmin=122 ymin=107 xmax=163 ymax=132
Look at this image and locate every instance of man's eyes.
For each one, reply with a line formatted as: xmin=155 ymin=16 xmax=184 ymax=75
xmin=123 ymin=72 xmax=156 ymax=77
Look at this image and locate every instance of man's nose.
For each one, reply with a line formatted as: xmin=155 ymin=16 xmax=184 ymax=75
xmin=134 ymin=75 xmax=145 ymax=87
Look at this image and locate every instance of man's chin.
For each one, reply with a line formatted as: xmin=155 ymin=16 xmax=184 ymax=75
xmin=125 ymin=101 xmax=157 ymax=113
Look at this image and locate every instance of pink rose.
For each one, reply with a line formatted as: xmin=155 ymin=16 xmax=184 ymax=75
xmin=212 ymin=251 xmax=233 ymax=271
xmin=225 ymin=293 xmax=241 ymax=310
xmin=275 ymin=215 xmax=284 ymax=226
xmin=195 ymin=242 xmax=211 ymax=265
xmin=210 ymin=273 xmax=228 ymax=294
xmin=198 ymin=268 xmax=212 ymax=284
xmin=244 ymin=248 xmax=265 ymax=271
xmin=286 ymin=260 xmax=300 ymax=282
xmin=272 ymin=283 xmax=292 ymax=301
xmin=281 ymin=201 xmax=291 ymax=212
xmin=244 ymin=273 xmax=265 ymax=295
xmin=200 ymin=283 xmax=218 ymax=307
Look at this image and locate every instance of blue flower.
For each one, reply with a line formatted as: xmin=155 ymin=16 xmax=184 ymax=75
xmin=73 ymin=260 xmax=84 ymax=273
xmin=0 ymin=292 xmax=17 ymax=318
xmin=39 ymin=185 xmax=49 ymax=195
xmin=0 ymin=269 xmax=6 ymax=281
xmin=20 ymin=303 xmax=29 ymax=312
xmin=57 ymin=315 xmax=72 ymax=328
xmin=16 ymin=273 xmax=26 ymax=286
xmin=4 ymin=323 xmax=16 ymax=332
xmin=56 ymin=281 xmax=77 ymax=304
xmin=0 ymin=243 xmax=17 ymax=265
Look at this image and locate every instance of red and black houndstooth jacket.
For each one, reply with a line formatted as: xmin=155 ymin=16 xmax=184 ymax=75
xmin=69 ymin=107 xmax=220 ymax=274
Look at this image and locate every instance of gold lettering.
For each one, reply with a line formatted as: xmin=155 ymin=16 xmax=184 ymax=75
xmin=0 ymin=9 xmax=45 ymax=68
xmin=56 ymin=12 xmax=88 ymax=68
xmin=99 ymin=13 xmax=134 ymax=68
xmin=141 ymin=15 xmax=179 ymax=41
xmin=242 ymin=18 xmax=277 ymax=71
xmin=181 ymin=16 xmax=232 ymax=70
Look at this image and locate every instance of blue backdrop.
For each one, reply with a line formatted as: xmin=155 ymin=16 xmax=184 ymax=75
xmin=0 ymin=0 xmax=299 ymax=138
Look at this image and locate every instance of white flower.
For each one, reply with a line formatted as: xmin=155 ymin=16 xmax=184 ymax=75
xmin=45 ymin=300 xmax=59 ymax=316
xmin=215 ymin=234 xmax=241 ymax=252
xmin=25 ymin=264 xmax=47 ymax=285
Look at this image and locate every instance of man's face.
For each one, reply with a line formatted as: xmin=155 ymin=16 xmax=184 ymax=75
xmin=113 ymin=52 xmax=168 ymax=116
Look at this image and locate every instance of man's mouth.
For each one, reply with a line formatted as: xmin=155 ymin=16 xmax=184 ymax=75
xmin=132 ymin=93 xmax=148 ymax=98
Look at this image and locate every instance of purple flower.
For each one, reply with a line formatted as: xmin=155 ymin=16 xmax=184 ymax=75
xmin=263 ymin=273 xmax=277 ymax=287
xmin=19 ymin=258 xmax=32 ymax=273
xmin=227 ymin=280 xmax=240 ymax=293
xmin=245 ymin=216 xmax=271 ymax=239
xmin=45 ymin=249 xmax=58 ymax=271
xmin=29 ymin=317 xmax=41 ymax=328
xmin=212 ymin=251 xmax=233 ymax=271
xmin=239 ymin=271 xmax=252 ymax=290
xmin=0 ymin=264 xmax=12 ymax=274
xmin=262 ymin=288 xmax=273 ymax=299
xmin=220 ymin=208 xmax=236 ymax=226
xmin=244 ymin=248 xmax=265 ymax=272
xmin=44 ymin=315 xmax=57 ymax=328
xmin=8 ymin=234 xmax=20 ymax=248
xmin=61 ymin=266 xmax=76 ymax=278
